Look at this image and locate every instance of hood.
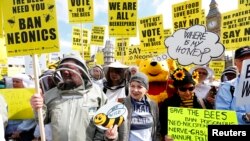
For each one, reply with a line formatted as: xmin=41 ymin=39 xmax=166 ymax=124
xmin=55 ymin=55 xmax=92 ymax=90
xmin=90 ymin=65 xmax=104 ymax=80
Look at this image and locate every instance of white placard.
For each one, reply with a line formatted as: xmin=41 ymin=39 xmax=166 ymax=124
xmin=236 ymin=59 xmax=250 ymax=106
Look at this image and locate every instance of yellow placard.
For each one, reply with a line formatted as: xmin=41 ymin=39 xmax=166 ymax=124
xmin=108 ymin=0 xmax=137 ymax=37
xmin=90 ymin=26 xmax=105 ymax=46
xmin=221 ymin=8 xmax=250 ymax=51
xmin=2 ymin=0 xmax=59 ymax=56
xmin=164 ymin=28 xmax=172 ymax=40
xmin=238 ymin=0 xmax=250 ymax=8
xmin=168 ymin=107 xmax=238 ymax=141
xmin=172 ymin=0 xmax=202 ymax=31
xmin=0 ymin=66 xmax=7 ymax=76
xmin=0 ymin=88 xmax=35 ymax=119
xmin=96 ymin=52 xmax=104 ymax=65
xmin=114 ymin=37 xmax=129 ymax=62
xmin=124 ymin=45 xmax=158 ymax=65
xmin=0 ymin=0 xmax=3 ymax=38
xmin=139 ymin=14 xmax=165 ymax=53
xmin=72 ymin=26 xmax=89 ymax=52
xmin=84 ymin=44 xmax=91 ymax=61
xmin=209 ymin=61 xmax=225 ymax=80
xmin=0 ymin=38 xmax=7 ymax=64
xmin=67 ymin=0 xmax=93 ymax=23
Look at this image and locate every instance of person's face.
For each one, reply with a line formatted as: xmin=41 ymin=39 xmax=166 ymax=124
xmin=109 ymin=68 xmax=123 ymax=82
xmin=60 ymin=60 xmax=83 ymax=86
xmin=235 ymin=55 xmax=250 ymax=73
xmin=130 ymin=81 xmax=147 ymax=101
xmin=92 ymin=67 xmax=101 ymax=79
xmin=195 ymin=68 xmax=208 ymax=83
xmin=130 ymin=68 xmax=137 ymax=75
xmin=13 ymin=78 xmax=24 ymax=88
xmin=225 ymin=73 xmax=236 ymax=81
xmin=177 ymin=83 xmax=195 ymax=100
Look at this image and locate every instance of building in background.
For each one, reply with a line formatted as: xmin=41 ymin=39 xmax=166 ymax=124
xmin=206 ymin=0 xmax=233 ymax=67
xmin=103 ymin=40 xmax=115 ymax=65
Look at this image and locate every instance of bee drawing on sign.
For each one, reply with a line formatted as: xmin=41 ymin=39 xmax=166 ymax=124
xmin=43 ymin=14 xmax=54 ymax=22
xmin=93 ymin=113 xmax=124 ymax=129
xmin=131 ymin=27 xmax=135 ymax=30
xmin=126 ymin=29 xmax=129 ymax=32
xmin=111 ymin=28 xmax=114 ymax=31
xmin=47 ymin=4 xmax=55 ymax=11
xmin=89 ymin=6 xmax=91 ymax=10
xmin=131 ymin=13 xmax=134 ymax=17
xmin=110 ymin=16 xmax=113 ymax=20
xmin=159 ymin=36 xmax=162 ymax=39
xmin=141 ymin=40 xmax=144 ymax=43
xmin=8 ymin=17 xmax=15 ymax=27
xmin=93 ymin=104 xmax=126 ymax=129
xmin=69 ymin=9 xmax=72 ymax=12
xmin=159 ymin=22 xmax=162 ymax=25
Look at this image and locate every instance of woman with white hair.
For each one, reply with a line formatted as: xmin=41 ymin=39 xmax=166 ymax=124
xmin=5 ymin=74 xmax=36 ymax=141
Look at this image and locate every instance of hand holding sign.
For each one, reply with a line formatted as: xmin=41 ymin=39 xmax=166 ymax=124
xmin=93 ymin=102 xmax=128 ymax=130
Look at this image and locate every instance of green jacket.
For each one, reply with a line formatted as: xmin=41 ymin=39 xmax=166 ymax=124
xmin=40 ymin=84 xmax=108 ymax=141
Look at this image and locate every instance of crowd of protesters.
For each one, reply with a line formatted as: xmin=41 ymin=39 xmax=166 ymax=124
xmin=1 ymin=46 xmax=250 ymax=141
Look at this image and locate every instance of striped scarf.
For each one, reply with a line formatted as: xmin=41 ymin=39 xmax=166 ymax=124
xmin=180 ymin=93 xmax=194 ymax=108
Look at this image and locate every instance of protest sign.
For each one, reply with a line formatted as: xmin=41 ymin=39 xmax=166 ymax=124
xmin=0 ymin=88 xmax=35 ymax=120
xmin=108 ymin=0 xmax=137 ymax=37
xmin=236 ymin=59 xmax=250 ymax=106
xmin=68 ymin=0 xmax=94 ymax=23
xmin=168 ymin=107 xmax=237 ymax=141
xmin=2 ymin=0 xmax=59 ymax=56
xmin=93 ymin=102 xmax=128 ymax=130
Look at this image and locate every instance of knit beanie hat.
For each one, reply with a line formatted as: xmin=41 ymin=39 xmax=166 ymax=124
xmin=129 ymin=72 xmax=149 ymax=90
xmin=171 ymin=68 xmax=196 ymax=87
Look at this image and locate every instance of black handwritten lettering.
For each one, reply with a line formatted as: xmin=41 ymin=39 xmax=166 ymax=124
xmin=242 ymin=81 xmax=250 ymax=98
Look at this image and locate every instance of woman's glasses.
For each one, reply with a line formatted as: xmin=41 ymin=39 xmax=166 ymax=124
xmin=179 ymin=86 xmax=195 ymax=92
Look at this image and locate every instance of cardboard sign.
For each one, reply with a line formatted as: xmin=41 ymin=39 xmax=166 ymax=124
xmin=108 ymin=0 xmax=137 ymax=37
xmin=2 ymin=0 xmax=59 ymax=56
xmin=139 ymin=14 xmax=166 ymax=53
xmin=90 ymin=26 xmax=105 ymax=46
xmin=155 ymin=25 xmax=225 ymax=66
xmin=221 ymin=8 xmax=250 ymax=51
xmin=93 ymin=102 xmax=128 ymax=130
xmin=168 ymin=107 xmax=237 ymax=141
xmin=172 ymin=0 xmax=203 ymax=31
xmin=67 ymin=0 xmax=94 ymax=23
xmin=236 ymin=59 xmax=250 ymax=106
xmin=0 ymin=88 xmax=35 ymax=120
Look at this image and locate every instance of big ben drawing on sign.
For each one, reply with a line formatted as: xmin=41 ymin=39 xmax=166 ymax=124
xmin=206 ymin=0 xmax=221 ymax=36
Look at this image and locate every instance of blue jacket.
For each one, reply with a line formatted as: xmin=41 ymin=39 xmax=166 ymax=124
xmin=215 ymin=77 xmax=250 ymax=124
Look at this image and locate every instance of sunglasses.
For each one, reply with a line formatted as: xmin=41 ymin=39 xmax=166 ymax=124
xmin=179 ymin=86 xmax=195 ymax=92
